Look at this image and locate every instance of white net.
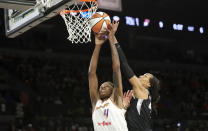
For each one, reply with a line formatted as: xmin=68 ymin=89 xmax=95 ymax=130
xmin=60 ymin=0 xmax=98 ymax=43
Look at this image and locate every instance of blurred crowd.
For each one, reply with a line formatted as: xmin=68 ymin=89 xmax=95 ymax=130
xmin=0 ymin=51 xmax=208 ymax=131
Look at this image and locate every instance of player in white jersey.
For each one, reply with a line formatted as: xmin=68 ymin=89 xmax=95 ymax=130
xmin=88 ymin=21 xmax=128 ymax=131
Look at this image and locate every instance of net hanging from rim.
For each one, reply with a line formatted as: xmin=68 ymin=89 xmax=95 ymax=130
xmin=60 ymin=0 xmax=98 ymax=43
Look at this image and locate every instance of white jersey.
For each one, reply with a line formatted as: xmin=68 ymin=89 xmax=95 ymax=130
xmin=92 ymin=98 xmax=128 ymax=131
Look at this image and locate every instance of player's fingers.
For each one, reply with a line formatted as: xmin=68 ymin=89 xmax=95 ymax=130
xmin=116 ymin=20 xmax=119 ymax=25
xmin=99 ymin=31 xmax=107 ymax=36
xmin=112 ymin=20 xmax=118 ymax=25
xmin=115 ymin=22 xmax=119 ymax=28
xmin=129 ymin=93 xmax=133 ymax=99
xmin=104 ymin=27 xmax=110 ymax=33
xmin=107 ymin=24 xmax=112 ymax=30
xmin=129 ymin=90 xmax=133 ymax=98
xmin=124 ymin=92 xmax=127 ymax=97
xmin=96 ymin=33 xmax=102 ymax=38
xmin=126 ymin=90 xmax=130 ymax=96
xmin=97 ymin=34 xmax=106 ymax=40
xmin=128 ymin=90 xmax=132 ymax=96
xmin=102 ymin=28 xmax=107 ymax=32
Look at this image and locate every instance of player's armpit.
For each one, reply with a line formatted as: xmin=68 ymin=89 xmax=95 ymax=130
xmin=129 ymin=76 xmax=148 ymax=99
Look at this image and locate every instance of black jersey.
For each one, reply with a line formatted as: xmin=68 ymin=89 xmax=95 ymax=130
xmin=125 ymin=93 xmax=152 ymax=131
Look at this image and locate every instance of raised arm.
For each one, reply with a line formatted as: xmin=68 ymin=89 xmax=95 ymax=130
xmin=114 ymin=35 xmax=148 ymax=99
xmin=107 ymin=21 xmax=123 ymax=108
xmin=88 ymin=34 xmax=106 ymax=110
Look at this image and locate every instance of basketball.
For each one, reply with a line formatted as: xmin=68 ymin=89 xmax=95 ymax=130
xmin=89 ymin=12 xmax=111 ymax=34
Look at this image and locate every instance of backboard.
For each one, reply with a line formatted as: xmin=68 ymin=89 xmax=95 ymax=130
xmin=1 ymin=0 xmax=75 ymax=38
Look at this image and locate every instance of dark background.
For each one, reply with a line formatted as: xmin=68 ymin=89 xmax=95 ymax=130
xmin=0 ymin=0 xmax=208 ymax=131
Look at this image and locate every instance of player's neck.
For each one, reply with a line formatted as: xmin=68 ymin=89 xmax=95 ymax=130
xmin=101 ymin=98 xmax=109 ymax=102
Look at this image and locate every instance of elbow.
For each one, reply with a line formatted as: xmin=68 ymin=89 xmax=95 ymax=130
xmin=88 ymin=69 xmax=96 ymax=76
xmin=88 ymin=64 xmax=96 ymax=75
xmin=88 ymin=70 xmax=93 ymax=75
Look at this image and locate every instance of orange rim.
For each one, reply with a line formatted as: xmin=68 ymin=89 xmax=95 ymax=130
xmin=60 ymin=0 xmax=98 ymax=15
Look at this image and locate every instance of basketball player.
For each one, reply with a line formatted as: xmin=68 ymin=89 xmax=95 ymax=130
xmin=88 ymin=22 xmax=128 ymax=131
xmin=112 ymin=21 xmax=160 ymax=131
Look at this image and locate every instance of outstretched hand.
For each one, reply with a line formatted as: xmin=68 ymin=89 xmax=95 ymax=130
xmin=107 ymin=20 xmax=119 ymax=39
xmin=123 ymin=90 xmax=133 ymax=110
xmin=94 ymin=32 xmax=107 ymax=46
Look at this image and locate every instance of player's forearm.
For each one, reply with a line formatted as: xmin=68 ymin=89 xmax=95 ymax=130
xmin=88 ymin=45 xmax=101 ymax=74
xmin=115 ymin=43 xmax=135 ymax=80
xmin=113 ymin=36 xmax=118 ymax=44
xmin=110 ymin=37 xmax=123 ymax=101
xmin=109 ymin=36 xmax=120 ymax=72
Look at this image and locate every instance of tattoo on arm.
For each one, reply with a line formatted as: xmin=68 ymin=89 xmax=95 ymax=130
xmin=112 ymin=44 xmax=120 ymax=63
xmin=113 ymin=71 xmax=123 ymax=107
xmin=113 ymin=72 xmax=119 ymax=88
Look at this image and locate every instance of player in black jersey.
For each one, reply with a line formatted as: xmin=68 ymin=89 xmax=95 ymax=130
xmin=112 ymin=21 xmax=160 ymax=131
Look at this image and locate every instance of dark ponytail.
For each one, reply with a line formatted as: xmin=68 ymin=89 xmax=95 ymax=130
xmin=149 ymin=76 xmax=160 ymax=115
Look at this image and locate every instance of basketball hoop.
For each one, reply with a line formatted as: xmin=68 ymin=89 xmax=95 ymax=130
xmin=60 ymin=0 xmax=98 ymax=43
